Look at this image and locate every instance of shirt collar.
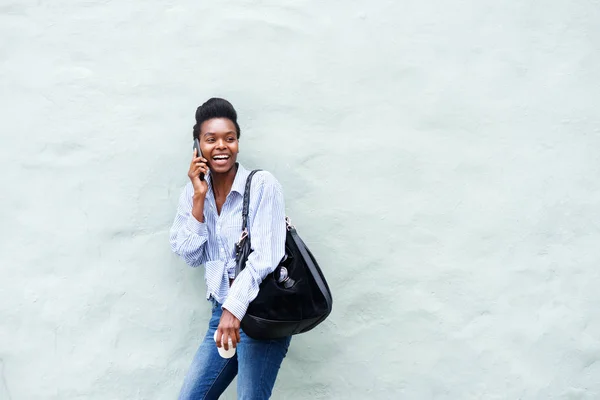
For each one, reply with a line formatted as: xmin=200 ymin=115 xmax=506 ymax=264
xmin=205 ymin=163 xmax=250 ymax=196
xmin=230 ymin=163 xmax=250 ymax=195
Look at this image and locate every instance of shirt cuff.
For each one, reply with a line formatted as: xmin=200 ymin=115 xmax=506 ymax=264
xmin=222 ymin=296 xmax=248 ymax=322
xmin=186 ymin=215 xmax=208 ymax=236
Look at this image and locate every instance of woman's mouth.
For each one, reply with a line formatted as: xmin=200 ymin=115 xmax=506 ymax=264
xmin=212 ymin=154 xmax=231 ymax=167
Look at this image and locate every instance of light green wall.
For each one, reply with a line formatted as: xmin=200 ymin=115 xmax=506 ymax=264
xmin=1 ymin=1 xmax=600 ymax=398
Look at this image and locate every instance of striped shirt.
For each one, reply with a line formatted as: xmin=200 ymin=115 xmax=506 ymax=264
xmin=169 ymin=163 xmax=286 ymax=321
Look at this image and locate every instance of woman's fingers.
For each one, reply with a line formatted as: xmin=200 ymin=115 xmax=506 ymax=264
xmin=216 ymin=310 xmax=241 ymax=351
xmin=232 ymin=329 xmax=239 ymax=349
xmin=191 ymin=163 xmax=208 ymax=173
xmin=223 ymin=332 xmax=230 ymax=351
xmin=231 ymin=329 xmax=238 ymax=349
xmin=216 ymin=329 xmax=223 ymax=348
xmin=223 ymin=330 xmax=231 ymax=351
xmin=224 ymin=329 xmax=237 ymax=350
xmin=216 ymin=329 xmax=239 ymax=351
xmin=191 ymin=149 xmax=207 ymax=165
xmin=193 ymin=165 xmax=208 ymax=175
xmin=190 ymin=159 xmax=207 ymax=173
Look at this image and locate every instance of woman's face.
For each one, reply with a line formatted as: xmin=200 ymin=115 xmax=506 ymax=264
xmin=199 ymin=118 xmax=239 ymax=175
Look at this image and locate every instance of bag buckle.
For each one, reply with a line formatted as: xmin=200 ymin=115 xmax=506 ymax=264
xmin=285 ymin=216 xmax=295 ymax=231
xmin=237 ymin=228 xmax=248 ymax=247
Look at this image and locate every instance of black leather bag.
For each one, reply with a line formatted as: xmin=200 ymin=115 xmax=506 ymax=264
xmin=234 ymin=170 xmax=333 ymax=340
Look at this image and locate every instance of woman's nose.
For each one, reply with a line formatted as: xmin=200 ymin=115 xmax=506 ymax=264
xmin=216 ymin=139 xmax=226 ymax=149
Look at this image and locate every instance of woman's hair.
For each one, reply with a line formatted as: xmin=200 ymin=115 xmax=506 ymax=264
xmin=193 ymin=98 xmax=241 ymax=140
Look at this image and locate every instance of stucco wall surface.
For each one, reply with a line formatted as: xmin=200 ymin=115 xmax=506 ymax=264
xmin=1 ymin=1 xmax=600 ymax=399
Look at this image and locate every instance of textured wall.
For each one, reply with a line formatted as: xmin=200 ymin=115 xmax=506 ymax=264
xmin=2 ymin=1 xmax=600 ymax=399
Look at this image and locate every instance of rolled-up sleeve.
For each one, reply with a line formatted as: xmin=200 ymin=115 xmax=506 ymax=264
xmin=223 ymin=173 xmax=286 ymax=321
xmin=169 ymin=184 xmax=208 ymax=267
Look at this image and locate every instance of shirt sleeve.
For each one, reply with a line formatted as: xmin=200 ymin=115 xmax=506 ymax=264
xmin=169 ymin=184 xmax=208 ymax=267
xmin=222 ymin=173 xmax=286 ymax=321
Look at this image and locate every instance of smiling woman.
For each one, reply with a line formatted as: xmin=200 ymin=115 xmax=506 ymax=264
xmin=169 ymin=98 xmax=291 ymax=399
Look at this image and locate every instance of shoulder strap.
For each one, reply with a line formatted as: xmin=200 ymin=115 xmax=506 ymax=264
xmin=241 ymin=169 xmax=262 ymax=233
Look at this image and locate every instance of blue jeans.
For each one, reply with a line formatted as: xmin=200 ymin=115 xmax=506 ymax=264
xmin=178 ymin=299 xmax=292 ymax=400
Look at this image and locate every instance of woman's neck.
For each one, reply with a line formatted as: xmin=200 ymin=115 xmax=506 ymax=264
xmin=210 ymin=164 xmax=238 ymax=199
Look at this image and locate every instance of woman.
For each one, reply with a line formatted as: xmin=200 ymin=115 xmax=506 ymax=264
xmin=169 ymin=98 xmax=291 ymax=399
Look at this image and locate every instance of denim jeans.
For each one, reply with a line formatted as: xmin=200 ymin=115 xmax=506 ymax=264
xmin=178 ymin=299 xmax=292 ymax=400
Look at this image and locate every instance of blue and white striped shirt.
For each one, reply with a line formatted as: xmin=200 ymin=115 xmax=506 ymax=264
xmin=169 ymin=163 xmax=286 ymax=321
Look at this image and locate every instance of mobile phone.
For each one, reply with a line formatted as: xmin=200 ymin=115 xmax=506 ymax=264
xmin=193 ymin=138 xmax=205 ymax=181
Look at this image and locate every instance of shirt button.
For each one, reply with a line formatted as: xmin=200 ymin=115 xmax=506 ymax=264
xmin=220 ymin=248 xmax=225 ymax=253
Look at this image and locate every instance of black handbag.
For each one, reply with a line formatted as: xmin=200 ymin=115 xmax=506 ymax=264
xmin=234 ymin=170 xmax=333 ymax=340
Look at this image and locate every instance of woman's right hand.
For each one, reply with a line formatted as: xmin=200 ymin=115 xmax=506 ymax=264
xmin=188 ymin=149 xmax=209 ymax=196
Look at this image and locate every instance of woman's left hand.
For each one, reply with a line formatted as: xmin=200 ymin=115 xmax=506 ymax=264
xmin=216 ymin=309 xmax=241 ymax=351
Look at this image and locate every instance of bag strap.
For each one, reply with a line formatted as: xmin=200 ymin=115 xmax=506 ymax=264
xmin=241 ymin=169 xmax=262 ymax=233
xmin=235 ymin=169 xmax=261 ymax=278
